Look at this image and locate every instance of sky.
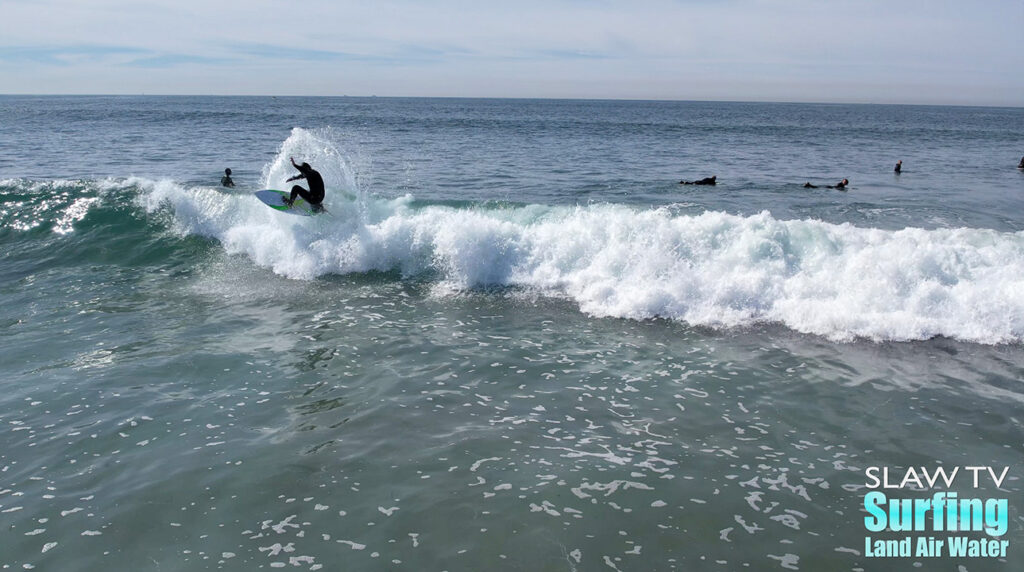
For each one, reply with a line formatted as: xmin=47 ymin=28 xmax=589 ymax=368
xmin=1 ymin=0 xmax=1022 ymax=105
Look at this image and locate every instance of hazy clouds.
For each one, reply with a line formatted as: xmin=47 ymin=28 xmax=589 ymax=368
xmin=2 ymin=0 xmax=1022 ymax=104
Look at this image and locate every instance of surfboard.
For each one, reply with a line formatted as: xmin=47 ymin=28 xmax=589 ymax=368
xmin=254 ymin=190 xmax=320 ymax=217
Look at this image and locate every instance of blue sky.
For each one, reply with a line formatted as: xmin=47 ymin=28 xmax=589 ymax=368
xmin=2 ymin=0 xmax=1022 ymax=105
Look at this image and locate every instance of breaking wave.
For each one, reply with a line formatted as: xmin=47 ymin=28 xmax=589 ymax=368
xmin=5 ymin=128 xmax=1023 ymax=344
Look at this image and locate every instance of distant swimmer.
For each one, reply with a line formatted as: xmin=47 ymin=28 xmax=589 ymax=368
xmin=221 ymin=168 xmax=235 ymax=188
xmin=680 ymin=175 xmax=717 ymax=185
xmin=827 ymin=178 xmax=849 ymax=190
xmin=284 ymin=157 xmax=325 ymax=211
xmin=894 ymin=160 xmax=902 ymax=174
xmin=1018 ymin=156 xmax=1024 ymax=169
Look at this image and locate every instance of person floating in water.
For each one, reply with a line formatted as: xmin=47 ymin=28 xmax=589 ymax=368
xmin=680 ymin=175 xmax=716 ymax=185
xmin=894 ymin=160 xmax=902 ymax=174
xmin=221 ymin=168 xmax=235 ymax=188
xmin=284 ymin=157 xmax=325 ymax=211
xmin=804 ymin=179 xmax=848 ymax=189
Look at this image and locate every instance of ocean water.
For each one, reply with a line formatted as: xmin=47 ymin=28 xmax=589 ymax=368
xmin=1 ymin=96 xmax=1023 ymax=571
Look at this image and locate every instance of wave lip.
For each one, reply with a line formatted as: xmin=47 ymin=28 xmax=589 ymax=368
xmin=0 ymin=177 xmax=127 ymax=234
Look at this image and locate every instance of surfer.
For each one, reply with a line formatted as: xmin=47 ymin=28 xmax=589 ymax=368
xmin=680 ymin=175 xmax=717 ymax=185
xmin=1018 ymin=156 xmax=1024 ymax=169
xmin=894 ymin=160 xmax=902 ymax=174
xmin=221 ymin=168 xmax=235 ymax=188
xmin=283 ymin=157 xmax=325 ymax=211
xmin=805 ymin=179 xmax=848 ymax=189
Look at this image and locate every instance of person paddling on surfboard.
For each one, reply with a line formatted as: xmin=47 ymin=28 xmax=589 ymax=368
xmin=283 ymin=157 xmax=325 ymax=212
xmin=679 ymin=175 xmax=716 ymax=185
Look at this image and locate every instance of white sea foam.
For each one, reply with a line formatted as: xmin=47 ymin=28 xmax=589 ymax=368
xmin=135 ymin=128 xmax=1024 ymax=345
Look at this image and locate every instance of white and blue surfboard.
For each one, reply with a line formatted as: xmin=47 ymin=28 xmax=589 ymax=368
xmin=254 ymin=189 xmax=322 ymax=217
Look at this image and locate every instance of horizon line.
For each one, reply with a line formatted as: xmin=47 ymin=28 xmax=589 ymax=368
xmin=2 ymin=92 xmax=1023 ymax=110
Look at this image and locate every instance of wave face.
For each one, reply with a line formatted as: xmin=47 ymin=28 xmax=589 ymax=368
xmin=5 ymin=128 xmax=1024 ymax=345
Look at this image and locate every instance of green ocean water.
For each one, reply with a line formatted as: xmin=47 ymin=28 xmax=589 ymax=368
xmin=1 ymin=96 xmax=1023 ymax=571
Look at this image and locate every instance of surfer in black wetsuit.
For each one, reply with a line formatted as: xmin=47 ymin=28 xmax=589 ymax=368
xmin=284 ymin=157 xmax=325 ymax=211
xmin=806 ymin=179 xmax=848 ymax=189
xmin=221 ymin=168 xmax=235 ymax=188
xmin=680 ymin=175 xmax=716 ymax=185
xmin=1018 ymin=156 xmax=1024 ymax=169
xmin=894 ymin=160 xmax=902 ymax=174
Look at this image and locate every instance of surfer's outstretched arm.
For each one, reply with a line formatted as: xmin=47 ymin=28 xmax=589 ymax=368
xmin=288 ymin=156 xmax=310 ymax=182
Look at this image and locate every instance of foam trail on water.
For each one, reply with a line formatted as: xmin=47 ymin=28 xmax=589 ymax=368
xmin=133 ymin=130 xmax=1024 ymax=345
